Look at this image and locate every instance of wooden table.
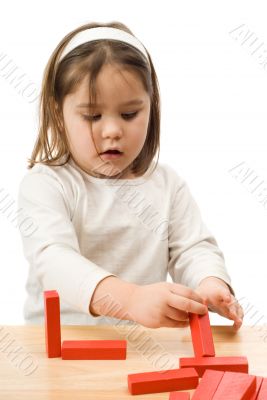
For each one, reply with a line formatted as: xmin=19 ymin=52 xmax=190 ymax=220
xmin=0 ymin=325 xmax=266 ymax=399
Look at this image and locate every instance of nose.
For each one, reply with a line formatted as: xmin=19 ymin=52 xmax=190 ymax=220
xmin=101 ymin=116 xmax=123 ymax=141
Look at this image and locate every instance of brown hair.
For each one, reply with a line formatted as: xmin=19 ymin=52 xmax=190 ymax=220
xmin=27 ymin=21 xmax=161 ymax=178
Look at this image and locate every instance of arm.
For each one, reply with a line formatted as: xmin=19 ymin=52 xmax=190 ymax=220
xmin=167 ymin=180 xmax=243 ymax=329
xmin=168 ymin=180 xmax=234 ymax=293
xmin=18 ymin=171 xmax=116 ymax=317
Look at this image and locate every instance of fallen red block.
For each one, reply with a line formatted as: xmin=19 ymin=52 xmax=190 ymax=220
xmin=257 ymin=377 xmax=267 ymax=399
xmin=212 ymin=371 xmax=256 ymax=399
xmin=169 ymin=392 xmax=190 ymax=399
xmin=192 ymin=369 xmax=224 ymax=399
xmin=179 ymin=356 xmax=248 ymax=376
xmin=44 ymin=290 xmax=61 ymax=358
xmin=128 ymin=367 xmax=199 ymax=395
xmin=61 ymin=340 xmax=127 ymax=360
xmin=189 ymin=312 xmax=215 ymax=357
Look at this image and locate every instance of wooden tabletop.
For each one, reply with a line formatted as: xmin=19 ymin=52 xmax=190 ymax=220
xmin=0 ymin=325 xmax=266 ymax=399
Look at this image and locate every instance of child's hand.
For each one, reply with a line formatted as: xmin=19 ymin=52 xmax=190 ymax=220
xmin=195 ymin=276 xmax=244 ymax=331
xmin=127 ymin=282 xmax=208 ymax=328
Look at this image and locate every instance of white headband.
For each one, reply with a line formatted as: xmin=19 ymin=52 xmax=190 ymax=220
xmin=59 ymin=27 xmax=149 ymax=62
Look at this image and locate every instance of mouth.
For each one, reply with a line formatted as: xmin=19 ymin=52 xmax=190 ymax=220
xmin=100 ymin=149 xmax=124 ymax=159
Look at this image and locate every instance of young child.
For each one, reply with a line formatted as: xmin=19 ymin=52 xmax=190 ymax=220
xmin=18 ymin=21 xmax=244 ymax=329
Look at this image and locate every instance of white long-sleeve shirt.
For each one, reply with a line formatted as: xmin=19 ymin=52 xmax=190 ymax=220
xmin=17 ymin=156 xmax=233 ymax=325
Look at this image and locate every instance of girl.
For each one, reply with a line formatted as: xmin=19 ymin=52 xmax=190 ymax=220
xmin=18 ymin=21 xmax=244 ymax=329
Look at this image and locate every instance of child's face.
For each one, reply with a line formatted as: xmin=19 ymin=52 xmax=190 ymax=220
xmin=62 ymin=63 xmax=151 ymax=178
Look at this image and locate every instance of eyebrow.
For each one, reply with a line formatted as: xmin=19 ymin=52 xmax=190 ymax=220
xmin=76 ymin=99 xmax=144 ymax=108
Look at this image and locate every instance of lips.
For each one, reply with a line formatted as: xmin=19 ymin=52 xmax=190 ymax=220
xmin=104 ymin=150 xmax=121 ymax=154
xmin=100 ymin=149 xmax=124 ymax=160
xmin=101 ymin=149 xmax=123 ymax=155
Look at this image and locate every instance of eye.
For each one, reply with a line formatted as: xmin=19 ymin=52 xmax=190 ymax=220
xmin=122 ymin=112 xmax=138 ymax=120
xmin=82 ymin=115 xmax=101 ymax=121
xmin=82 ymin=112 xmax=138 ymax=121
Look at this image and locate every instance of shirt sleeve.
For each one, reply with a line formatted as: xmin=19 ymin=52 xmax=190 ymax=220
xmin=17 ymin=171 xmax=116 ymax=317
xmin=168 ymin=180 xmax=235 ymax=296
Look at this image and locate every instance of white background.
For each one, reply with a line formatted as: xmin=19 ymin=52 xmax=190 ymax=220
xmin=1 ymin=1 xmax=267 ymax=330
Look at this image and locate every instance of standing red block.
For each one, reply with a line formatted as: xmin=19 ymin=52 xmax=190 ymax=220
xmin=250 ymin=376 xmax=264 ymax=400
xmin=189 ymin=312 xmax=215 ymax=357
xmin=192 ymin=369 xmax=225 ymax=399
xmin=128 ymin=367 xmax=199 ymax=395
xmin=44 ymin=290 xmax=61 ymax=358
xmin=212 ymin=371 xmax=256 ymax=399
xmin=257 ymin=377 xmax=267 ymax=399
xmin=169 ymin=392 xmax=190 ymax=399
xmin=179 ymin=356 xmax=248 ymax=377
xmin=61 ymin=340 xmax=127 ymax=360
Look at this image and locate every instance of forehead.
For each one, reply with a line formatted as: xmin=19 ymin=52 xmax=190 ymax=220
xmin=73 ymin=64 xmax=148 ymax=105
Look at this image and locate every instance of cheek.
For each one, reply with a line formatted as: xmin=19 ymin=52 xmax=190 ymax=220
xmin=66 ymin=119 xmax=96 ymax=150
xmin=130 ymin=114 xmax=149 ymax=146
xmin=138 ymin=110 xmax=150 ymax=136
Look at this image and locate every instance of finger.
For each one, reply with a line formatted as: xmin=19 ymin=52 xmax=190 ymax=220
xmin=209 ymin=304 xmax=242 ymax=331
xmin=208 ymin=300 xmax=237 ymax=319
xmin=206 ymin=300 xmax=244 ymax=330
xmin=164 ymin=316 xmax=190 ymax=328
xmin=225 ymin=303 xmax=243 ymax=330
xmin=220 ymin=302 xmax=239 ymax=319
xmin=170 ymin=283 xmax=206 ymax=305
xmin=233 ymin=318 xmax=243 ymax=331
xmin=232 ymin=312 xmax=243 ymax=331
xmin=207 ymin=304 xmax=228 ymax=318
xmin=237 ymin=304 xmax=244 ymax=321
xmin=228 ymin=301 xmax=243 ymax=319
xmin=176 ymin=320 xmax=190 ymax=328
xmin=227 ymin=295 xmax=240 ymax=307
xmin=211 ymin=304 xmax=242 ymax=331
xmin=166 ymin=305 xmax=189 ymax=322
xmin=230 ymin=300 xmax=244 ymax=317
xmin=168 ymin=292 xmax=208 ymax=315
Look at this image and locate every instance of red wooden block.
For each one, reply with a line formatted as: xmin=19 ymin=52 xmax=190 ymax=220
xmin=169 ymin=392 xmax=190 ymax=399
xmin=61 ymin=340 xmax=127 ymax=360
xmin=257 ymin=377 xmax=267 ymax=400
xmin=212 ymin=371 xmax=256 ymax=399
xmin=179 ymin=356 xmax=248 ymax=377
xmin=250 ymin=376 xmax=264 ymax=400
xmin=128 ymin=367 xmax=199 ymax=395
xmin=44 ymin=290 xmax=61 ymax=358
xmin=189 ymin=312 xmax=215 ymax=357
xmin=192 ymin=369 xmax=225 ymax=399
